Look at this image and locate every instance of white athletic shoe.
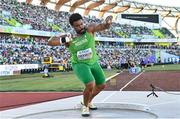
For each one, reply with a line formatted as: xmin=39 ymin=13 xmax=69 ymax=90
xmin=89 ymin=102 xmax=98 ymax=110
xmin=81 ymin=106 xmax=90 ymax=117
xmin=81 ymin=101 xmax=98 ymax=110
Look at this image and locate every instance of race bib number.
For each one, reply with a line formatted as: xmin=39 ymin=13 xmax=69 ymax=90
xmin=77 ymin=48 xmax=93 ymax=60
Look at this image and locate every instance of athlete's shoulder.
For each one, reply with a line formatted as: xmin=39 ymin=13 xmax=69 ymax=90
xmin=87 ymin=23 xmax=96 ymax=31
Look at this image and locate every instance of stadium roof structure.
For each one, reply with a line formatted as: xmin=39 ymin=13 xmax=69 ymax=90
xmin=23 ymin=0 xmax=180 ymax=38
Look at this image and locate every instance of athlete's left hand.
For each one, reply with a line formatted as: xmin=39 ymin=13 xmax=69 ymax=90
xmin=105 ymin=15 xmax=113 ymax=24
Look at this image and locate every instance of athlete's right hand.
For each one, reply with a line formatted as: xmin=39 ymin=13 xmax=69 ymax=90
xmin=57 ymin=33 xmax=72 ymax=44
xmin=65 ymin=33 xmax=72 ymax=42
xmin=66 ymin=33 xmax=72 ymax=40
xmin=56 ymin=33 xmax=71 ymax=38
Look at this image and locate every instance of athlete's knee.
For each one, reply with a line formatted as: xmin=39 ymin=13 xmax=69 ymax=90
xmin=85 ymin=81 xmax=95 ymax=92
xmin=97 ymin=83 xmax=106 ymax=90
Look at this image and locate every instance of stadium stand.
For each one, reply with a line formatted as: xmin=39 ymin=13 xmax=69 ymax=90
xmin=0 ymin=0 xmax=175 ymax=38
xmin=0 ymin=33 xmax=179 ymax=68
xmin=0 ymin=0 xmax=179 ymax=71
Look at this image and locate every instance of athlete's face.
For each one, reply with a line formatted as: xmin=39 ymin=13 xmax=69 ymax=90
xmin=72 ymin=19 xmax=86 ymax=35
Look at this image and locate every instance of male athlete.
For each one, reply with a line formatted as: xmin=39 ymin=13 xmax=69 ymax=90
xmin=48 ymin=13 xmax=113 ymax=116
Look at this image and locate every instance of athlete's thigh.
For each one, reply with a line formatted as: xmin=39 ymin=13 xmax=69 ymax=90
xmin=91 ymin=62 xmax=106 ymax=85
xmin=72 ymin=63 xmax=95 ymax=84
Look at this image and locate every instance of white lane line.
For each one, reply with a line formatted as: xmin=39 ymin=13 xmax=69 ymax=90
xmin=100 ymin=91 xmax=118 ymax=103
xmin=105 ymin=70 xmax=123 ymax=82
xmin=119 ymin=71 xmax=144 ymax=91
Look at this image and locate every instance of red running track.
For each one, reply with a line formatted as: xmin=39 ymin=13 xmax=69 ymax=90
xmin=2 ymin=71 xmax=179 ymax=111
xmin=0 ymin=92 xmax=82 ymax=111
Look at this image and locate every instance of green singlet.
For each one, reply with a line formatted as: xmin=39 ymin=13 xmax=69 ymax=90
xmin=68 ymin=32 xmax=105 ymax=85
xmin=68 ymin=32 xmax=98 ymax=65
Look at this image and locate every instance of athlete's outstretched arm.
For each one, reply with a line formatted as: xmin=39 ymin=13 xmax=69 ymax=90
xmin=47 ymin=33 xmax=72 ymax=46
xmin=88 ymin=16 xmax=113 ymax=33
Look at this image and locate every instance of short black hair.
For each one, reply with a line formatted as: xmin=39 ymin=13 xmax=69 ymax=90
xmin=69 ymin=13 xmax=83 ymax=26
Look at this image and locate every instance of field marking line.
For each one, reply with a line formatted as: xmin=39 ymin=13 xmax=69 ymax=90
xmin=105 ymin=70 xmax=123 ymax=82
xmin=100 ymin=91 xmax=118 ymax=103
xmin=119 ymin=71 xmax=144 ymax=92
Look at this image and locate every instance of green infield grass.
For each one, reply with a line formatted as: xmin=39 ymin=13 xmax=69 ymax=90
xmin=0 ymin=69 xmax=118 ymax=92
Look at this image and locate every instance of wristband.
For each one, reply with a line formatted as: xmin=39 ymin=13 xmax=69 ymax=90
xmin=59 ymin=37 xmax=71 ymax=44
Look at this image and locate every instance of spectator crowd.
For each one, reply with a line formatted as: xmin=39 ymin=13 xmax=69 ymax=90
xmin=0 ymin=0 xmax=175 ymax=38
xmin=0 ymin=0 xmax=179 ymax=69
xmin=0 ymin=34 xmax=179 ymax=69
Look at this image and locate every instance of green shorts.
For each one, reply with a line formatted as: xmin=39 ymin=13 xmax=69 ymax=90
xmin=72 ymin=62 xmax=105 ymax=85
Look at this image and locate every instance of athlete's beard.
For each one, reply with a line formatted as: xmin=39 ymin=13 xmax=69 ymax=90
xmin=77 ymin=27 xmax=87 ymax=35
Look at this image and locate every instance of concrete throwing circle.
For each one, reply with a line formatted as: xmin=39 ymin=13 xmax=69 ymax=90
xmin=17 ymin=109 xmax=157 ymax=119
